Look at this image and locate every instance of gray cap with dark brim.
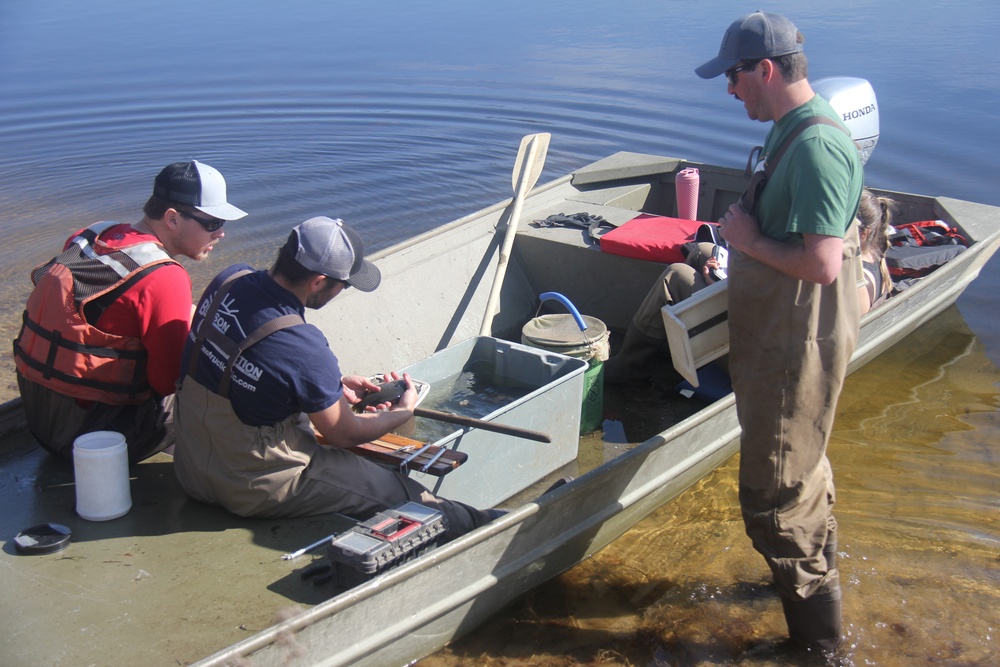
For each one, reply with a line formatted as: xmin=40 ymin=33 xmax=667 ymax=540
xmin=294 ymin=216 xmax=381 ymax=292
xmin=695 ymin=11 xmax=803 ymax=80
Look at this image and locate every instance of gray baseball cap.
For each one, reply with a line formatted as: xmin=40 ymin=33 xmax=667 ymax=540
xmin=695 ymin=11 xmax=803 ymax=80
xmin=293 ymin=216 xmax=381 ymax=292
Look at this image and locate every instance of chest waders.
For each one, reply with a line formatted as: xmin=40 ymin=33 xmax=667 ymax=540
xmin=173 ymin=270 xmax=316 ymax=516
xmin=729 ymin=116 xmax=861 ymax=652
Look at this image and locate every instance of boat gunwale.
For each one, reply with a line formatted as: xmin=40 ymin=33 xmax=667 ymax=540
xmin=365 ymin=172 xmax=575 ymax=265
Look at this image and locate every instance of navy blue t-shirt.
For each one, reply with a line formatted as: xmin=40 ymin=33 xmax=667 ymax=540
xmin=181 ymin=264 xmax=345 ymax=426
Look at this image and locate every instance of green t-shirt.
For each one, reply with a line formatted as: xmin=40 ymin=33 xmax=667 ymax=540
xmin=755 ymin=95 xmax=863 ymax=243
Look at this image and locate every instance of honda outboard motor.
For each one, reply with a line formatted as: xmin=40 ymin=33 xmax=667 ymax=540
xmin=813 ymin=76 xmax=879 ymax=165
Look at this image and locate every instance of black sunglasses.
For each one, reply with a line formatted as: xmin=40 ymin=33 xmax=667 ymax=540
xmin=177 ymin=208 xmax=225 ymax=232
xmin=725 ymin=61 xmax=758 ymax=86
xmin=324 ymin=276 xmax=351 ymax=291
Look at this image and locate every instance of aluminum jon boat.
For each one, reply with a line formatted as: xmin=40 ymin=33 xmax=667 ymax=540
xmin=2 ymin=150 xmax=998 ymax=667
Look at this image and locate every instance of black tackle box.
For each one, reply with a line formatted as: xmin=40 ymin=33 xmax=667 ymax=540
xmin=326 ymin=502 xmax=446 ymax=589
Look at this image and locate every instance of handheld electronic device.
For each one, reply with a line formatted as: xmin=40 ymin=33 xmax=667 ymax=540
xmin=709 ymin=245 xmax=728 ymax=281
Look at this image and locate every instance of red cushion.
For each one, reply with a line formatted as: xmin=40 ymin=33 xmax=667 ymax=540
xmin=599 ymin=214 xmax=702 ymax=263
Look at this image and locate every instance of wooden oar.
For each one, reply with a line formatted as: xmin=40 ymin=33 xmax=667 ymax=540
xmin=413 ymin=407 xmax=551 ymax=443
xmin=480 ymin=132 xmax=551 ymax=335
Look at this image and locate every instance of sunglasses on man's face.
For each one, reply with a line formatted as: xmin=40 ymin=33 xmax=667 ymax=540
xmin=725 ymin=62 xmax=757 ymax=87
xmin=324 ymin=276 xmax=350 ymax=291
xmin=177 ymin=209 xmax=225 ymax=232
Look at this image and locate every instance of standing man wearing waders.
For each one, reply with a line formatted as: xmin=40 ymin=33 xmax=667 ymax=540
xmin=13 ymin=160 xmax=247 ymax=463
xmin=695 ymin=12 xmax=863 ymax=651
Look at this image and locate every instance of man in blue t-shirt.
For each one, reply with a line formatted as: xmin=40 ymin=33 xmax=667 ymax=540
xmin=172 ymin=216 xmax=499 ymax=538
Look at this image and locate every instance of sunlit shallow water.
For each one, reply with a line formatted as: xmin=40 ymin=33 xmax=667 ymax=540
xmin=418 ymin=307 xmax=1000 ymax=666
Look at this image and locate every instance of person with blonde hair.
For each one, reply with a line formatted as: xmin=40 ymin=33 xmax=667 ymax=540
xmin=857 ymin=188 xmax=895 ymax=314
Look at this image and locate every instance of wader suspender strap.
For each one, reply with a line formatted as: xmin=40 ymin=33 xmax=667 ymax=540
xmin=187 ymin=269 xmax=254 ymax=381
xmin=216 ymin=314 xmax=304 ymax=398
xmin=738 ymin=115 xmax=847 ymax=213
xmin=186 ymin=270 xmax=305 ymax=398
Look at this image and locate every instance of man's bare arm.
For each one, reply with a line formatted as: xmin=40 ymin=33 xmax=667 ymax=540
xmin=720 ymin=203 xmax=844 ymax=285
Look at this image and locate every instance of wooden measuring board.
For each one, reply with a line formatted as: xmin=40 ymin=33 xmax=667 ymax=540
xmin=349 ymin=433 xmax=467 ymax=477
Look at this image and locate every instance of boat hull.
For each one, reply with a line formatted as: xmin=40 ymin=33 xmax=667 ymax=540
xmin=2 ymin=153 xmax=998 ymax=667
xmin=195 ymin=161 xmax=1000 ymax=666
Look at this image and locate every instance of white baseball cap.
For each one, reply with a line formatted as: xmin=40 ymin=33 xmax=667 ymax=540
xmin=152 ymin=160 xmax=247 ymax=221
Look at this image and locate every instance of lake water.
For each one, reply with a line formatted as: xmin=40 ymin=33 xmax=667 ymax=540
xmin=1 ymin=1 xmax=998 ymax=665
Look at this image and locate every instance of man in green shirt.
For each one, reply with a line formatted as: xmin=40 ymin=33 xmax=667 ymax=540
xmin=696 ymin=11 xmax=863 ymax=652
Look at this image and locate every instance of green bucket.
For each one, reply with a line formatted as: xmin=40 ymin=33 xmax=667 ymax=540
xmin=520 ymin=294 xmax=610 ymax=433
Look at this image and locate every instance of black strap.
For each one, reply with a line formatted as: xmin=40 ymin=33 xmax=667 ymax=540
xmin=16 ymin=311 xmax=145 ymax=361
xmin=687 ymin=310 xmax=728 ymax=338
xmin=83 ymin=262 xmax=167 ymax=324
xmin=13 ymin=310 xmax=150 ymax=398
xmin=738 ymin=115 xmax=847 ymax=213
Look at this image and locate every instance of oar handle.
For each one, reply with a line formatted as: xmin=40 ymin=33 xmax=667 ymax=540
xmin=413 ymin=407 xmax=551 ymax=443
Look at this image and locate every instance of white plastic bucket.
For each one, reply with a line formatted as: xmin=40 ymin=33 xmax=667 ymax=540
xmin=73 ymin=431 xmax=132 ymax=521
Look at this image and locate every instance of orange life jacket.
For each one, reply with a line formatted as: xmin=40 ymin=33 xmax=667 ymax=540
xmin=13 ymin=221 xmax=178 ymax=405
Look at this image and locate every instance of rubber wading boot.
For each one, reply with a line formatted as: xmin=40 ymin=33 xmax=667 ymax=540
xmin=780 ymin=585 xmax=843 ymax=653
xmin=603 ymin=324 xmax=665 ymax=384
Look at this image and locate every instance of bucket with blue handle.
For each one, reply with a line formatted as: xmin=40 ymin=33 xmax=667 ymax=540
xmin=520 ymin=292 xmax=609 ymax=433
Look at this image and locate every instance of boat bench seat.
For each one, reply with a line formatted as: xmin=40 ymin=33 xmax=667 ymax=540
xmin=661 ymin=279 xmax=729 ymax=387
xmin=569 ymin=182 xmax=656 ymax=211
xmin=515 ymin=200 xmax=672 ymax=330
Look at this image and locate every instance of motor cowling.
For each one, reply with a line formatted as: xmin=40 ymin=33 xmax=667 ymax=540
xmin=813 ymin=76 xmax=879 ymax=165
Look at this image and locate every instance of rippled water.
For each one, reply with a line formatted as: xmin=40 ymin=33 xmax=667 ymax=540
xmin=1 ymin=1 xmax=998 ymax=665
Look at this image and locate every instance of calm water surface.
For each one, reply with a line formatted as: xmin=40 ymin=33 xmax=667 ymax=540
xmin=1 ymin=1 xmax=997 ymax=665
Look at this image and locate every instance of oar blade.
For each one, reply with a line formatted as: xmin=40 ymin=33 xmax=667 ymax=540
xmin=482 ymin=132 xmax=552 ymax=336
xmin=511 ymin=132 xmax=551 ymax=194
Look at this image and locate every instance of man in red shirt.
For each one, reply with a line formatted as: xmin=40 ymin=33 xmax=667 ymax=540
xmin=14 ymin=160 xmax=247 ymax=463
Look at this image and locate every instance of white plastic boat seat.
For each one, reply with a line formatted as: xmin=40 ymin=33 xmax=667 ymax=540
xmin=661 ymin=279 xmax=729 ymax=387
